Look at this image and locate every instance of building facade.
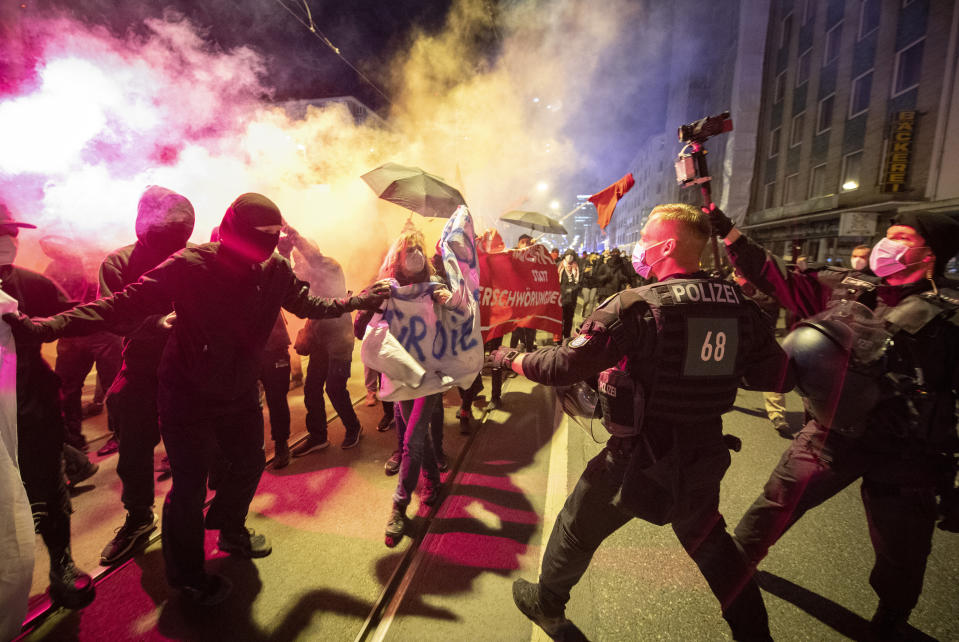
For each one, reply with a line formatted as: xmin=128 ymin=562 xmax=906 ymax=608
xmin=744 ymin=0 xmax=959 ymax=267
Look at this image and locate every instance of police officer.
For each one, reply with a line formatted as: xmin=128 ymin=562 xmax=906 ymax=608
xmin=707 ymin=204 xmax=959 ymax=638
xmin=493 ymin=204 xmax=793 ymax=641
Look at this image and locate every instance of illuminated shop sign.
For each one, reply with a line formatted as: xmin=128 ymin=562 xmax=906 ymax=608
xmin=882 ymin=111 xmax=916 ymax=193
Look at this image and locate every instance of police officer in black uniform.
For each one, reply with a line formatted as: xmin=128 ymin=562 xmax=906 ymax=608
xmin=707 ymin=205 xmax=959 ymax=638
xmin=493 ymin=204 xmax=793 ymax=641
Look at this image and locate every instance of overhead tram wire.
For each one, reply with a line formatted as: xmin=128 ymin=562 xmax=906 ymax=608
xmin=272 ymin=0 xmax=396 ymax=110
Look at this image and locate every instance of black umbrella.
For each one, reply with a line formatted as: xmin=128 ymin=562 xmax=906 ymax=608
xmin=361 ymin=162 xmax=466 ymax=218
xmin=499 ymin=210 xmax=568 ymax=235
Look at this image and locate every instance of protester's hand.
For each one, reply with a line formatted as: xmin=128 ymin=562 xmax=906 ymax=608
xmin=2 ymin=312 xmax=58 ymax=342
xmin=432 ymin=287 xmax=452 ymax=305
xmin=486 ymin=346 xmax=520 ymax=371
xmin=159 ymin=312 xmax=177 ymax=330
xmin=348 ymin=281 xmax=392 ymax=310
xmin=702 ymin=202 xmax=734 ymax=238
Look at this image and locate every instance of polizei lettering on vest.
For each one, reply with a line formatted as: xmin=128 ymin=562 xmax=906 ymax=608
xmin=669 ymin=281 xmax=741 ymax=305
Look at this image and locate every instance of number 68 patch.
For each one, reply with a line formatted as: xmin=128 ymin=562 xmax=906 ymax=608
xmin=683 ymin=317 xmax=739 ymax=376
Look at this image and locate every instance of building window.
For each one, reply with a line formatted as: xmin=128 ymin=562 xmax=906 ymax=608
xmin=817 ymin=94 xmax=835 ymax=133
xmin=849 ymin=70 xmax=873 ymax=118
xmin=892 ymin=38 xmax=924 ymax=96
xmin=859 ymin=0 xmax=880 ymax=40
xmin=769 ymin=127 xmax=782 ymax=157
xmin=764 ymin=181 xmax=778 ymax=209
xmin=809 ymin=163 xmax=827 ymax=197
xmin=790 ymin=111 xmax=806 ymax=147
xmin=841 ymin=151 xmax=863 ymax=191
xmin=824 ymin=21 xmax=843 ymax=66
xmin=774 ymin=71 xmax=787 ymax=102
xmin=781 ymin=13 xmax=794 ymax=48
xmin=785 ymin=173 xmax=802 ymax=203
xmin=796 ymin=49 xmax=812 ymax=86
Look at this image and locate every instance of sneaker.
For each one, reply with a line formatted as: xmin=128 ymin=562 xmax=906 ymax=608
xmin=65 ymin=458 xmax=99 ymax=488
xmin=365 ymin=391 xmax=377 ymax=406
xmin=773 ymin=419 xmax=794 ymax=440
xmin=100 ymin=512 xmax=157 ymax=565
xmin=178 ymin=573 xmax=232 ymax=606
xmin=49 ymin=549 xmax=95 ymax=609
xmin=217 ymin=527 xmax=272 ymax=558
xmin=342 ymin=427 xmax=363 ymax=449
xmin=436 ymin=451 xmax=449 ymax=472
xmin=377 ymin=414 xmax=395 ymax=432
xmin=486 ymin=396 xmax=502 ymax=411
xmin=81 ymin=401 xmax=104 ymax=419
xmin=512 ymin=579 xmax=576 ymax=639
xmin=384 ymin=450 xmax=401 ymax=476
xmin=96 ymin=435 xmax=120 ymax=456
xmin=422 ymin=478 xmax=442 ymax=507
xmin=385 ymin=504 xmax=405 ymax=539
xmin=291 ymin=435 xmax=330 ymax=457
xmin=273 ymin=441 xmax=290 ymax=469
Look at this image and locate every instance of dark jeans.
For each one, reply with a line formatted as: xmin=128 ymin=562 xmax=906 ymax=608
xmin=392 ymin=394 xmax=441 ymax=508
xmin=108 ymin=370 xmax=160 ymax=514
xmin=539 ymin=436 xmax=769 ymax=640
xmin=55 ymin=332 xmax=122 ymax=448
xmin=19 ymin=402 xmax=72 ymax=556
xmin=304 ymin=348 xmax=359 ymax=442
xmin=510 ymin=327 xmax=537 ymax=351
xmin=561 ymin=302 xmax=577 ymax=339
xmin=259 ymin=356 xmax=291 ymax=444
xmin=734 ymin=420 xmax=938 ymax=615
xmin=394 ymin=395 xmax=444 ymax=455
xmin=160 ymin=396 xmax=265 ymax=588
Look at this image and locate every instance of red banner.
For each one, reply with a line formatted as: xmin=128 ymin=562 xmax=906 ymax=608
xmin=478 ymin=244 xmax=562 ymax=342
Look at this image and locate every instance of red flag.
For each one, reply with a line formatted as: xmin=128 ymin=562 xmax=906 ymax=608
xmin=589 ymin=173 xmax=635 ymax=230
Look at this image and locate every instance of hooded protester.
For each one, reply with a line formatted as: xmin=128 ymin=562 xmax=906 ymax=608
xmin=95 ymin=185 xmax=196 ymax=568
xmin=6 ymin=192 xmax=390 ymax=605
xmin=558 ymin=251 xmax=581 ymax=339
xmin=0 ymin=202 xmax=96 ymax=610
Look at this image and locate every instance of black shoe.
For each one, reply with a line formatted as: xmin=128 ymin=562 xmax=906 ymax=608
xmin=96 ymin=435 xmax=120 ymax=456
xmin=773 ymin=419 xmax=794 ymax=440
xmin=217 ymin=527 xmax=272 ymax=558
xmin=273 ymin=441 xmax=290 ymax=469
xmin=385 ymin=504 xmax=405 ymax=547
xmin=100 ymin=512 xmax=157 ymax=565
xmin=512 ymin=579 xmax=580 ymax=639
xmin=870 ymin=605 xmax=910 ymax=640
xmin=65 ymin=456 xmax=99 ymax=488
xmin=291 ymin=435 xmax=330 ymax=457
xmin=342 ymin=426 xmax=363 ymax=449
xmin=457 ymin=408 xmax=471 ymax=434
xmin=486 ymin=396 xmax=502 ymax=411
xmin=422 ymin=478 xmax=442 ymax=507
xmin=177 ymin=573 xmax=232 ymax=606
xmin=377 ymin=414 xmax=395 ymax=432
xmin=436 ymin=451 xmax=449 ymax=472
xmin=49 ymin=549 xmax=95 ymax=609
xmin=384 ymin=450 xmax=401 ymax=476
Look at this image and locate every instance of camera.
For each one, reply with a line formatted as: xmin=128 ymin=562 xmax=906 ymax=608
xmin=677 ymin=111 xmax=733 ymax=143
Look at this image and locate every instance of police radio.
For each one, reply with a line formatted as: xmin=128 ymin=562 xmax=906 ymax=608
xmin=597 ymin=367 xmax=644 ymax=438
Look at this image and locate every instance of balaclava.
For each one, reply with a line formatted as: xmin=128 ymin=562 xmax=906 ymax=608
xmin=136 ymin=186 xmax=195 ymax=256
xmin=218 ymin=193 xmax=282 ymax=264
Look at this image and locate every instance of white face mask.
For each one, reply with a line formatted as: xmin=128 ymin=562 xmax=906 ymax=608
xmin=0 ymin=235 xmax=18 ymax=265
xmin=631 ymin=239 xmax=667 ymax=279
xmin=869 ymin=237 xmax=924 ymax=277
xmin=403 ymin=250 xmax=425 ymax=275
xmin=850 ymin=256 xmax=868 ymax=271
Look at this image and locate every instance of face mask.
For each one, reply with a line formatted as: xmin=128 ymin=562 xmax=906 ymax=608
xmin=850 ymin=256 xmax=868 ymax=271
xmin=404 ymin=250 xmax=425 ymax=275
xmin=631 ymin=239 xmax=667 ymax=279
xmin=869 ymin=237 xmax=924 ymax=278
xmin=0 ymin=235 xmax=18 ymax=265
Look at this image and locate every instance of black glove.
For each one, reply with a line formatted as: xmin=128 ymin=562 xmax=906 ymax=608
xmin=3 ymin=312 xmax=58 ymax=343
xmin=702 ymin=202 xmax=734 ymax=238
xmin=486 ymin=346 xmax=519 ymax=371
xmin=346 ymin=281 xmax=392 ymax=311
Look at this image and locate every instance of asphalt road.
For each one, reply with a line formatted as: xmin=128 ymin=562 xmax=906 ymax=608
xmin=18 ymin=374 xmax=959 ymax=641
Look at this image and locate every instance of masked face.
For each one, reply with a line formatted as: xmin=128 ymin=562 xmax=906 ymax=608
xmin=403 ymin=248 xmax=426 ymax=276
xmin=218 ymin=193 xmax=282 ymax=264
xmin=0 ymin=235 xmax=18 ymax=265
xmin=631 ymin=239 xmax=667 ymax=279
xmin=850 ymin=255 xmax=868 ymax=271
xmin=869 ymin=237 xmax=928 ymax=278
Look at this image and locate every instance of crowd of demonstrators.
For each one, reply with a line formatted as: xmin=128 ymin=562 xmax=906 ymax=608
xmin=707 ymin=204 xmax=959 ymax=639
xmin=6 ymin=192 xmax=389 ymax=606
